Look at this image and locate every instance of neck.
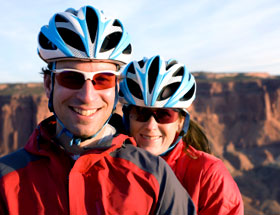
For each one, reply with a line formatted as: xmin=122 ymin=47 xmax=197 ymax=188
xmin=55 ymin=124 xmax=116 ymax=155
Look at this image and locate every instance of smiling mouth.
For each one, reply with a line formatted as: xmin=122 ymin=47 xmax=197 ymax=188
xmin=72 ymin=107 xmax=98 ymax=116
xmin=141 ymin=134 xmax=161 ymax=140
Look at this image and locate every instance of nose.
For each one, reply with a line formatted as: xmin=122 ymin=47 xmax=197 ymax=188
xmin=144 ymin=115 xmax=159 ymax=130
xmin=76 ymin=80 xmax=98 ymax=103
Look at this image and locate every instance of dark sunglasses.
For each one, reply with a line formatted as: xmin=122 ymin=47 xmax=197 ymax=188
xmin=52 ymin=68 xmax=119 ymax=90
xmin=129 ymin=106 xmax=180 ymax=124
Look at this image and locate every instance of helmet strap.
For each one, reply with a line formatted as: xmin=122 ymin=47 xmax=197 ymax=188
xmin=48 ymin=62 xmax=56 ymax=112
xmin=122 ymin=105 xmax=131 ymax=134
xmin=160 ymin=112 xmax=190 ymax=156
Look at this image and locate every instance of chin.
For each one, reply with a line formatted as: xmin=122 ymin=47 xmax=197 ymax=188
xmin=70 ymin=128 xmax=94 ymax=138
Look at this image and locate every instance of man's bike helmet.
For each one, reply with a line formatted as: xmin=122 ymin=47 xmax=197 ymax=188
xmin=38 ymin=5 xmax=132 ymax=66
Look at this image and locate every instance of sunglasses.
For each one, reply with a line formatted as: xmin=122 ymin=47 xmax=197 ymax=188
xmin=129 ymin=106 xmax=180 ymax=124
xmin=52 ymin=68 xmax=119 ymax=90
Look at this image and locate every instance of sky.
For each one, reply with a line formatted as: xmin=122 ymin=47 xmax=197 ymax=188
xmin=0 ymin=0 xmax=280 ymax=83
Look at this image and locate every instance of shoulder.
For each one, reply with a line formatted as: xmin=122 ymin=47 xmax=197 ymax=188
xmin=188 ymin=149 xmax=241 ymax=196
xmin=195 ymin=154 xmax=244 ymax=214
xmin=182 ymin=147 xmax=234 ymax=183
xmin=0 ymin=148 xmax=41 ymax=179
xmin=198 ymin=152 xmax=231 ymax=178
xmin=111 ymin=138 xmax=163 ymax=167
xmin=110 ymin=136 xmax=174 ymax=181
xmin=110 ymin=142 xmax=196 ymax=212
xmin=184 ymin=148 xmax=243 ymax=213
xmin=186 ymin=146 xmax=222 ymax=169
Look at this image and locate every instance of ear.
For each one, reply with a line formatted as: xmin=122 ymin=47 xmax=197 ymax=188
xmin=116 ymin=78 xmax=120 ymax=88
xmin=43 ymin=74 xmax=52 ymax=99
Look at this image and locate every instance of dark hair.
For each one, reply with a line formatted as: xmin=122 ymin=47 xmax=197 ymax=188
xmin=183 ymin=119 xmax=211 ymax=154
xmin=41 ymin=63 xmax=53 ymax=76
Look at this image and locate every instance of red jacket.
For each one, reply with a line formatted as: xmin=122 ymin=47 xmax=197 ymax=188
xmin=162 ymin=140 xmax=244 ymax=215
xmin=0 ymin=116 xmax=195 ymax=215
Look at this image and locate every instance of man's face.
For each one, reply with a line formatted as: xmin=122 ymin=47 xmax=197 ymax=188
xmin=45 ymin=60 xmax=117 ymax=138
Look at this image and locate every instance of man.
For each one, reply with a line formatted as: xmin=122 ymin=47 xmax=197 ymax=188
xmin=0 ymin=5 xmax=195 ymax=215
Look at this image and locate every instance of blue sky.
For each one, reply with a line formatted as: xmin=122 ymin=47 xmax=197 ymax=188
xmin=0 ymin=0 xmax=279 ymax=83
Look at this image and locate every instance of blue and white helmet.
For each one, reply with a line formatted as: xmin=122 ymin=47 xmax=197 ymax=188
xmin=119 ymin=55 xmax=196 ymax=109
xmin=38 ymin=5 xmax=132 ymax=66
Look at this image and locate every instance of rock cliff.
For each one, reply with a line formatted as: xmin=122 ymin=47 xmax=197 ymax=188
xmin=0 ymin=83 xmax=51 ymax=155
xmin=0 ymin=73 xmax=280 ymax=215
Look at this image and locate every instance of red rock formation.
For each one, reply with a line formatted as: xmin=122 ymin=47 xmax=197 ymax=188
xmin=0 ymin=84 xmax=51 ymax=156
xmin=190 ymin=74 xmax=280 ymax=155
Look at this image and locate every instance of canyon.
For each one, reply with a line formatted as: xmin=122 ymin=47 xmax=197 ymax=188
xmin=1 ymin=72 xmax=280 ymax=215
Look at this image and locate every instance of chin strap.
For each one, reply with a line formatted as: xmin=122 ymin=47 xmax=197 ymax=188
xmin=48 ymin=63 xmax=56 ymax=112
xmin=159 ymin=112 xmax=190 ymax=156
xmin=49 ymin=63 xmax=119 ymax=146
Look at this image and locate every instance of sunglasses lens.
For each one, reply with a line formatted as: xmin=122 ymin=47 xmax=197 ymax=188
xmin=129 ymin=106 xmax=179 ymax=124
xmin=55 ymin=71 xmax=84 ymax=89
xmin=156 ymin=109 xmax=179 ymax=123
xmin=130 ymin=107 xmax=151 ymax=122
xmin=92 ymin=73 xmax=116 ymax=90
xmin=55 ymin=71 xmax=116 ymax=90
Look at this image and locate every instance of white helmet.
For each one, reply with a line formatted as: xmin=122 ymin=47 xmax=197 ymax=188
xmin=119 ymin=55 xmax=196 ymax=109
xmin=38 ymin=5 xmax=132 ymax=66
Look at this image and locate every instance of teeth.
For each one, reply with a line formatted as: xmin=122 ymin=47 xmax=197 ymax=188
xmin=142 ymin=135 xmax=160 ymax=140
xmin=73 ymin=107 xmax=97 ymax=116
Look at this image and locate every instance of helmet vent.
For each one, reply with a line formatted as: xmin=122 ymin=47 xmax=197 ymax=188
xmin=100 ymin=32 xmax=122 ymax=52
xmin=57 ymin=28 xmax=86 ymax=52
xmin=166 ymin=60 xmax=177 ymax=70
xmin=38 ymin=32 xmax=57 ymax=50
xmin=172 ymin=67 xmax=184 ymax=77
xmin=138 ymin=60 xmax=145 ymax=68
xmin=55 ymin=14 xmax=68 ymax=23
xmin=113 ymin=20 xmax=122 ymax=27
xmin=148 ymin=56 xmax=160 ymax=94
xmin=126 ymin=63 xmax=135 ymax=74
xmin=127 ymin=79 xmax=143 ymax=100
xmin=158 ymin=82 xmax=180 ymax=101
xmin=122 ymin=44 xmax=132 ymax=55
xmin=85 ymin=7 xmax=98 ymax=44
xmin=180 ymin=84 xmax=195 ymax=101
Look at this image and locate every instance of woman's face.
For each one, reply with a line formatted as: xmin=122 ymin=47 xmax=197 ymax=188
xmin=129 ymin=106 xmax=184 ymax=155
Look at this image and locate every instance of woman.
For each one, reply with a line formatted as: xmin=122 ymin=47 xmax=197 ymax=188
xmin=119 ymin=55 xmax=244 ymax=215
